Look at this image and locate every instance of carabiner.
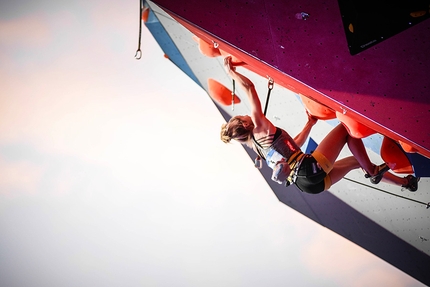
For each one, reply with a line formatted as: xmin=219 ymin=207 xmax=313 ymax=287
xmin=267 ymin=77 xmax=274 ymax=90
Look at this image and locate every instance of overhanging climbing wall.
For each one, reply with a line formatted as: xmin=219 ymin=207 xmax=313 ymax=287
xmin=145 ymin=1 xmax=430 ymax=285
xmin=152 ymin=0 xmax=430 ymax=160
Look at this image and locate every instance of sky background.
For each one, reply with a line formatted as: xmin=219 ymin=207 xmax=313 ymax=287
xmin=0 ymin=1 xmax=425 ymax=286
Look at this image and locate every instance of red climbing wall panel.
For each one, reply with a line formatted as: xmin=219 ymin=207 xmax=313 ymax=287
xmin=153 ymin=0 xmax=430 ymax=158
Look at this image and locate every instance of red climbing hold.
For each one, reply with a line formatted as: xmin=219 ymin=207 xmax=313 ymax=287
xmin=398 ymin=140 xmax=418 ymax=153
xmin=336 ymin=111 xmax=376 ymax=138
xmin=208 ymin=78 xmax=241 ymax=106
xmin=380 ymin=137 xmax=414 ymax=174
xmin=193 ymin=36 xmax=222 ymax=57
xmin=299 ymin=95 xmax=336 ymax=120
xmin=142 ymin=7 xmax=149 ymax=22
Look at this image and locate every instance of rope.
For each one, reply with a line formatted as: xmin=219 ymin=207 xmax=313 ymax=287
xmin=343 ymin=177 xmax=430 ymax=208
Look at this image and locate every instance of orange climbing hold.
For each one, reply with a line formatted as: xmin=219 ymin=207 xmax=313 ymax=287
xmin=142 ymin=7 xmax=150 ymax=22
xmin=398 ymin=140 xmax=418 ymax=153
xmin=193 ymin=36 xmax=222 ymax=57
xmin=219 ymin=50 xmax=246 ymax=66
xmin=299 ymin=95 xmax=336 ymax=120
xmin=336 ymin=111 xmax=376 ymax=138
xmin=380 ymin=137 xmax=414 ymax=174
xmin=208 ymin=78 xmax=240 ymax=106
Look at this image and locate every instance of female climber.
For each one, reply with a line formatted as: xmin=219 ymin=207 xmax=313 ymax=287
xmin=220 ymin=56 xmax=419 ymax=193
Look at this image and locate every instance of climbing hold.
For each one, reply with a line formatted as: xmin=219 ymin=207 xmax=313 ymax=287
xmin=299 ymin=95 xmax=336 ymax=120
xmin=410 ymin=11 xmax=426 ymax=17
xmin=193 ymin=36 xmax=222 ymax=57
xmin=208 ymin=78 xmax=240 ymax=106
xmin=336 ymin=111 xmax=376 ymax=138
xmin=142 ymin=7 xmax=150 ymax=22
xmin=380 ymin=137 xmax=414 ymax=174
xmin=398 ymin=140 xmax=418 ymax=153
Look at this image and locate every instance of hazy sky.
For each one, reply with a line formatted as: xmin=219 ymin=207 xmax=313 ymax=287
xmin=0 ymin=1 xmax=425 ymax=286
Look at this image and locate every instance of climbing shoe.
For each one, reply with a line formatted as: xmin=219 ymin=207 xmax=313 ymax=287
xmin=402 ymin=175 xmax=419 ymax=192
xmin=364 ymin=163 xmax=390 ymax=184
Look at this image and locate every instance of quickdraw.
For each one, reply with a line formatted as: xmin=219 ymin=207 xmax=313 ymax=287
xmin=263 ymin=77 xmax=274 ymax=116
xmin=135 ymin=0 xmax=143 ymax=60
xmin=231 ymin=79 xmax=236 ymax=111
xmin=255 ymin=77 xmax=275 ymax=168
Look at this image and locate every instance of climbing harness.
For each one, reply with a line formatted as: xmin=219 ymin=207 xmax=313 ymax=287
xmin=285 ymin=152 xmax=306 ymax=186
xmin=135 ymin=0 xmax=143 ymax=60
